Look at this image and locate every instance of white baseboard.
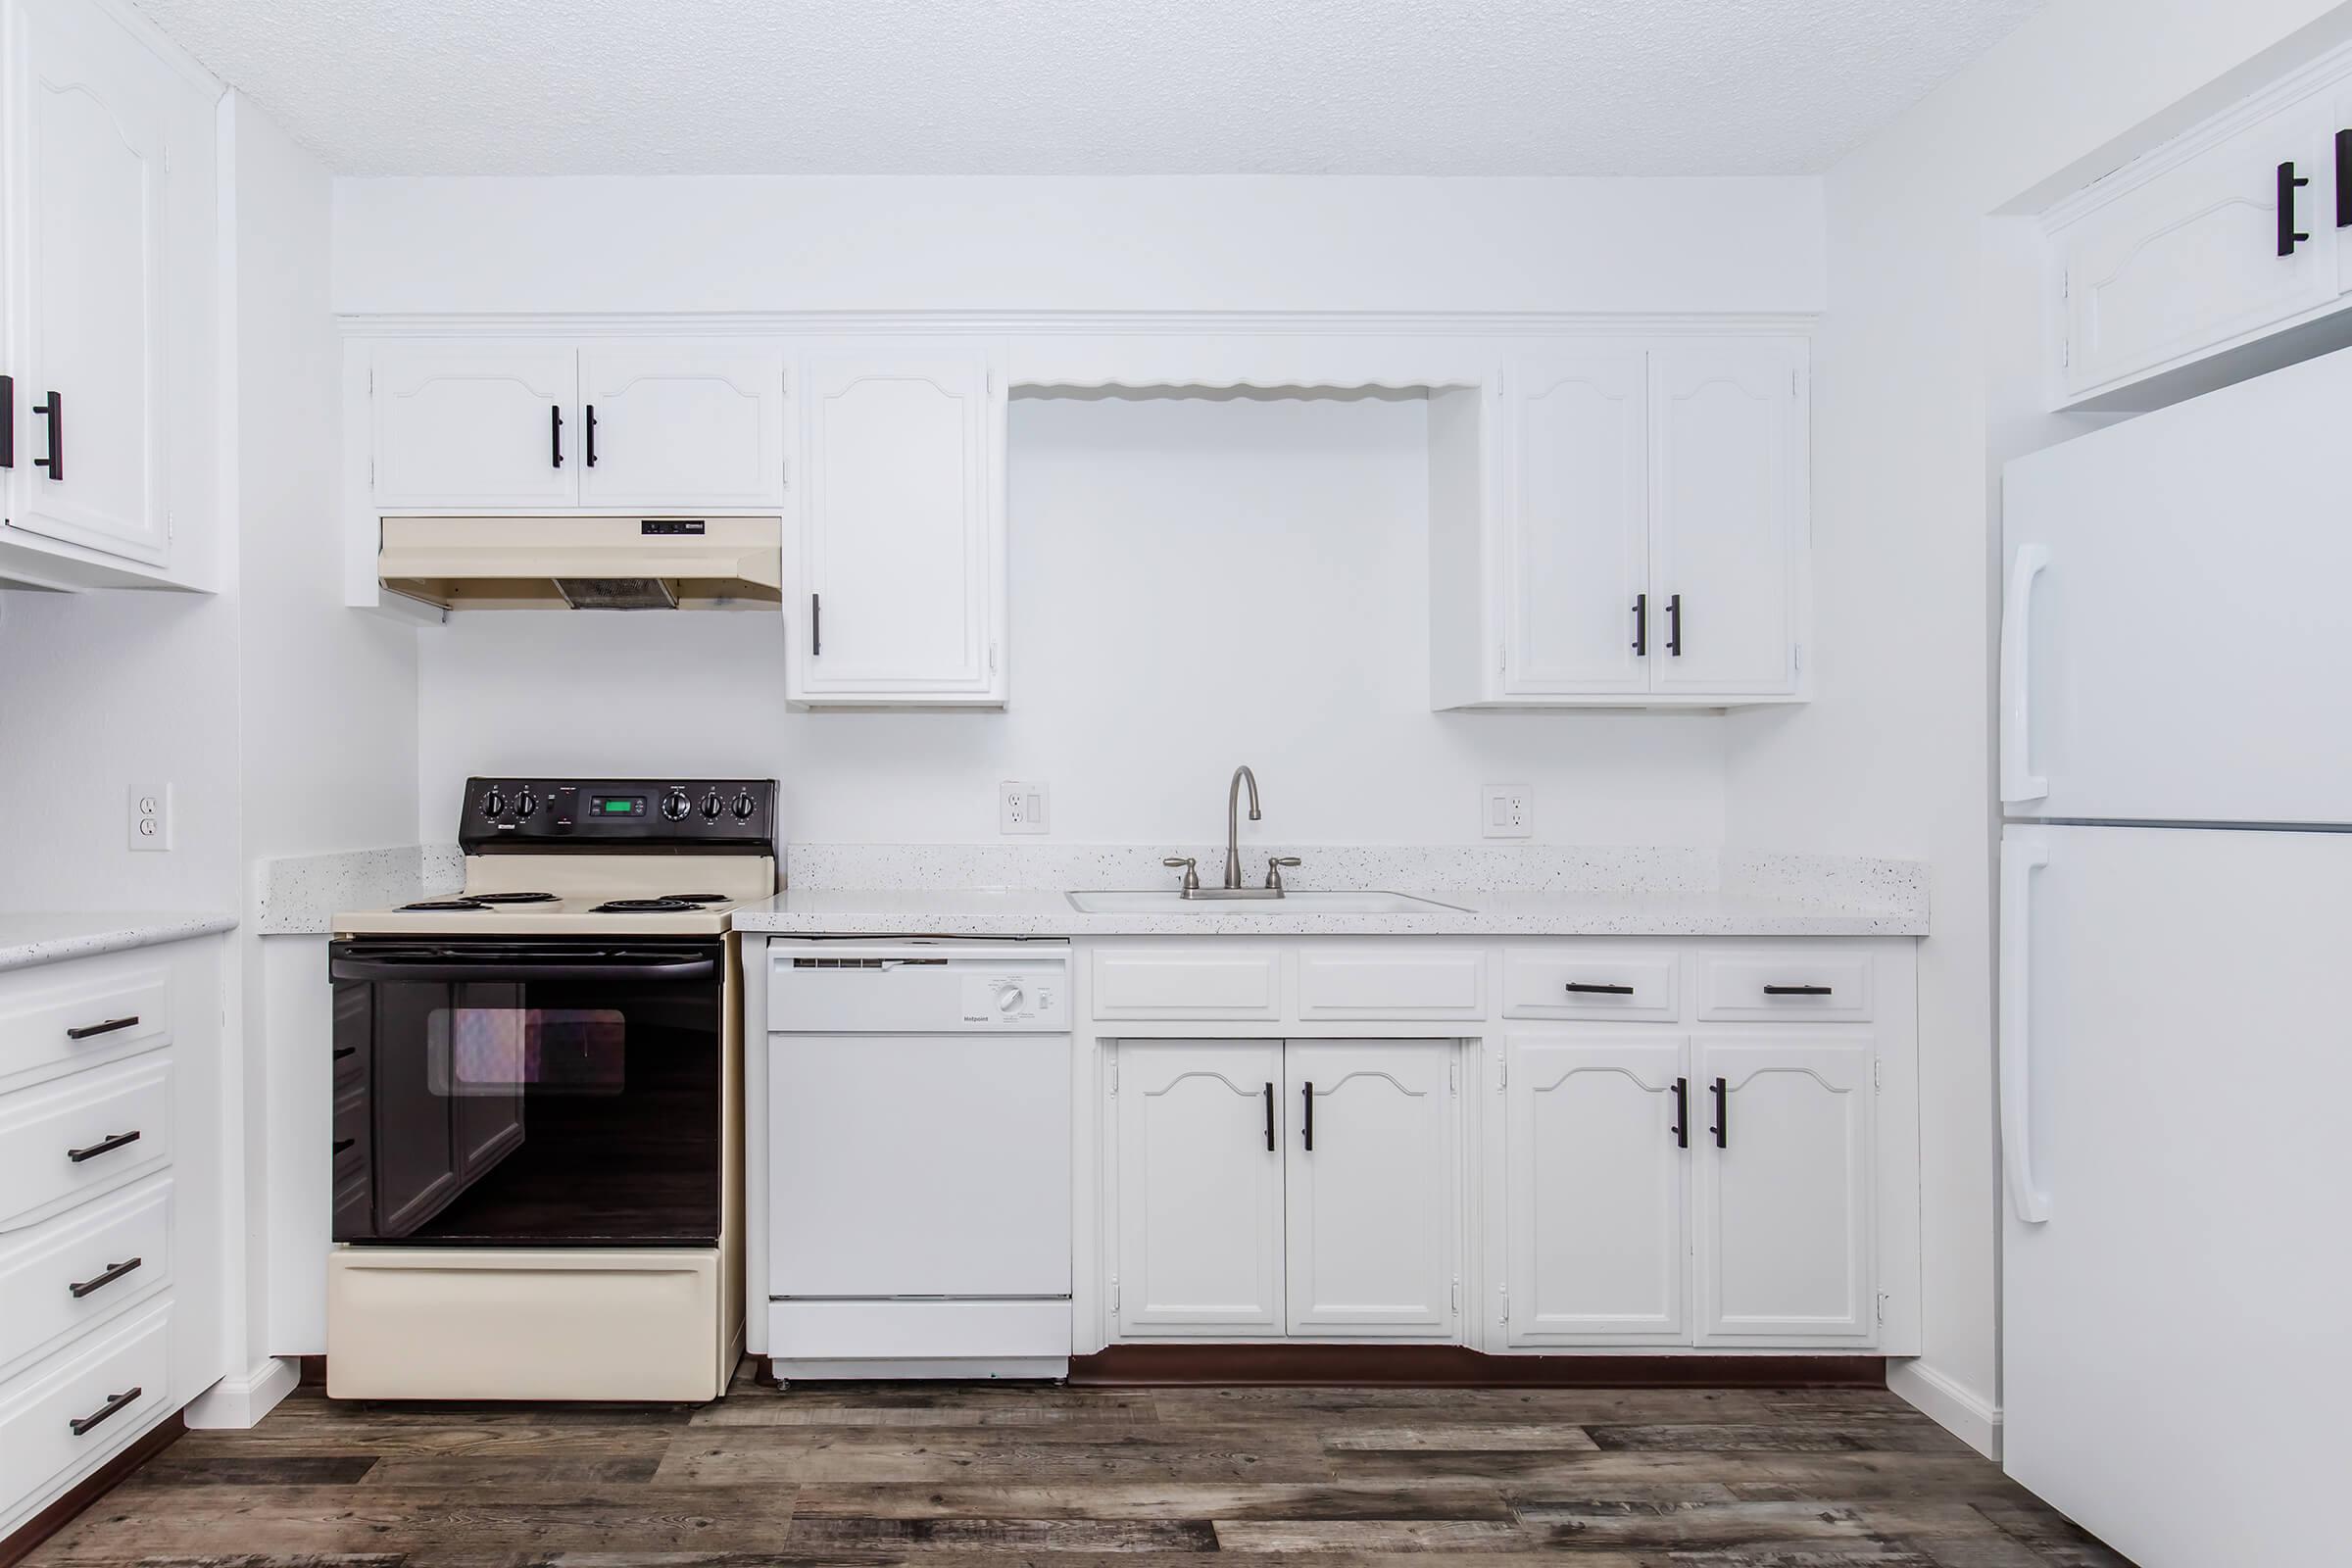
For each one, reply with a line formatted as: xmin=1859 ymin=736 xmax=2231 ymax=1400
xmin=1887 ymin=1356 xmax=2002 ymax=1459
xmin=183 ymin=1355 xmax=301 ymax=1430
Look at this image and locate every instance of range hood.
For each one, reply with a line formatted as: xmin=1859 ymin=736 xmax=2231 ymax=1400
xmin=377 ymin=515 xmax=783 ymax=611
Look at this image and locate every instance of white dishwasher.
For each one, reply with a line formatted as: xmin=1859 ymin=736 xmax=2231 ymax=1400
xmin=765 ymin=940 xmax=1072 ymax=1379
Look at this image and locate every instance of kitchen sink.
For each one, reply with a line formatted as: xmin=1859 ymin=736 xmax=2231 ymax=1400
xmin=1064 ymin=889 xmax=1471 ymax=914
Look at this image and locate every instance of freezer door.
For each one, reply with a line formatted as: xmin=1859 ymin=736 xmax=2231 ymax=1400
xmin=2000 ymin=823 xmax=2352 ymax=1566
xmin=2000 ymin=344 xmax=2352 ymax=824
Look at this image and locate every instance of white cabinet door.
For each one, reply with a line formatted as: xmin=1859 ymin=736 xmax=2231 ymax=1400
xmin=794 ymin=352 xmax=1003 ymax=704
xmin=1284 ymin=1040 xmax=1455 ymax=1339
xmin=5 ymin=0 xmax=209 ymax=565
xmin=2056 ymin=93 xmax=2339 ymax=400
xmin=1692 ymin=1035 xmax=1875 ymax=1344
xmin=1499 ymin=351 xmax=1649 ymax=696
xmin=1647 ymin=342 xmax=1801 ymax=697
xmin=1113 ymin=1041 xmax=1284 ymax=1337
xmin=371 ymin=343 xmax=579 ymax=510
xmin=577 ymin=343 xmax=786 ymax=510
xmin=1503 ymin=1033 xmax=1689 ymax=1345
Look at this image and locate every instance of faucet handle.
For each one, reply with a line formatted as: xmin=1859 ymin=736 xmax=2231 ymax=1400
xmin=1163 ymin=857 xmax=1200 ymax=896
xmin=1265 ymin=856 xmax=1301 ymax=892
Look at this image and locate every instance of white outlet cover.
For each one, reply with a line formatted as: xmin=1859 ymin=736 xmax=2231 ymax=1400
xmin=129 ymin=782 xmax=173 ymax=852
xmin=1000 ymin=780 xmax=1049 ymax=834
xmin=1482 ymin=783 xmax=1532 ymax=839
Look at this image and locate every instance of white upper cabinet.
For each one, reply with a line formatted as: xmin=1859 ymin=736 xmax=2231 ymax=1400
xmin=2045 ymin=47 xmax=2352 ymax=408
xmin=577 ymin=343 xmax=786 ymax=511
xmin=1283 ymin=1041 xmax=1455 ymax=1339
xmin=1692 ymin=1035 xmax=1876 ymax=1344
xmin=370 ymin=342 xmax=580 ymax=510
xmin=1499 ymin=351 xmax=1650 ymax=696
xmin=1647 ymin=342 xmax=1804 ymax=697
xmin=1112 ymin=1040 xmax=1286 ymax=1338
xmin=788 ymin=348 xmax=1005 ymax=707
xmin=1 ymin=0 xmax=216 ymax=585
xmin=1504 ymin=1033 xmax=1690 ymax=1345
xmin=1431 ymin=337 xmax=1808 ymax=709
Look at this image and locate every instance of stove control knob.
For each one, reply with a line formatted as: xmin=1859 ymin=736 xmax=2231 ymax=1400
xmin=479 ymin=787 xmax=506 ymax=818
xmin=732 ymin=790 xmax=758 ymax=821
xmin=514 ymin=789 xmax=538 ymax=820
xmin=661 ymin=788 xmax=691 ymax=821
xmin=701 ymin=791 xmax=723 ymax=820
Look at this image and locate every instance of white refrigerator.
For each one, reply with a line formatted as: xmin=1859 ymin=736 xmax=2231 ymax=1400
xmin=2000 ymin=344 xmax=2352 ymax=1566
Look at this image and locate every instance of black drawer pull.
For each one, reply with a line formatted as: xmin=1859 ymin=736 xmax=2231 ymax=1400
xmin=1762 ymin=983 xmax=1834 ymax=996
xmin=68 ymin=1257 xmax=143 ymax=1299
xmin=67 ymin=1015 xmax=140 ymax=1041
xmin=1564 ymin=981 xmax=1635 ymax=995
xmin=550 ymin=404 xmax=564 ymax=467
xmin=1631 ymin=593 xmax=1647 ymax=656
xmin=1665 ymin=593 xmax=1683 ymax=656
xmin=332 ymin=1046 xmax=358 ymax=1060
xmin=2339 ymin=129 xmax=2352 ymax=228
xmin=332 ymin=1138 xmax=356 ymax=1154
xmin=2279 ymin=160 xmax=2312 ymax=255
xmin=32 ymin=389 xmax=62 ymax=481
xmin=1670 ymin=1076 xmax=1689 ymax=1150
xmin=1 ymin=372 xmax=14 ymax=468
xmin=1709 ymin=1077 xmax=1728 ymax=1149
xmin=1261 ymin=1082 xmax=1275 ymax=1152
xmin=69 ymin=1387 xmax=141 ymax=1437
xmin=1301 ymin=1081 xmax=1314 ymax=1152
xmin=67 ymin=1130 xmax=141 ymax=1164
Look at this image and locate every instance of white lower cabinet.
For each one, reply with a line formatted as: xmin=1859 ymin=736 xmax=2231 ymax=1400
xmin=1110 ymin=1038 xmax=1457 ymax=1341
xmin=1503 ymin=1034 xmax=1689 ymax=1345
xmin=1692 ymin=1035 xmax=1877 ymax=1344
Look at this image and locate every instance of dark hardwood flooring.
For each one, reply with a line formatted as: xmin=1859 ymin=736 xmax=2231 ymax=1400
xmin=24 ymin=1373 xmax=2132 ymax=1566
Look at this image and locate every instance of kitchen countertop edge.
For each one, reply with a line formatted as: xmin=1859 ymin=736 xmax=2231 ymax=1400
xmin=0 ymin=911 xmax=240 ymax=973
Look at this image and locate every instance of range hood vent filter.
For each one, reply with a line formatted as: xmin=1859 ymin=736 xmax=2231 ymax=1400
xmin=555 ymin=577 xmax=679 ymax=611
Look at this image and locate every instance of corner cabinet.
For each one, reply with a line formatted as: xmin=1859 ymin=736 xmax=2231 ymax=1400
xmin=784 ymin=346 xmax=1008 ymax=708
xmin=1430 ymin=337 xmax=1809 ymax=709
xmin=0 ymin=0 xmax=220 ymax=591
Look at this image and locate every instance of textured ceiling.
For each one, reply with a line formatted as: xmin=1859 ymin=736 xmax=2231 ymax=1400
xmin=133 ymin=0 xmax=2048 ymax=176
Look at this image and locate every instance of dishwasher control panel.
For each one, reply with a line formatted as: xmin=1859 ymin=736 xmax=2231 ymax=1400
xmin=960 ymin=969 xmax=1063 ymax=1027
xmin=768 ymin=944 xmax=1071 ymax=1033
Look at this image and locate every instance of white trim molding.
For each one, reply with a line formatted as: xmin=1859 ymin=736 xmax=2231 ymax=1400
xmin=183 ymin=1355 xmax=302 ymax=1430
xmin=1887 ymin=1356 xmax=2002 ymax=1459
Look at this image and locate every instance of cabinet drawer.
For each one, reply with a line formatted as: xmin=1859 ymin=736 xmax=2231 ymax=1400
xmin=1503 ymin=949 xmax=1679 ymax=1021
xmin=0 ymin=1179 xmax=172 ymax=1380
xmin=1296 ymin=948 xmax=1486 ymax=1019
xmin=1092 ymin=948 xmax=1280 ymax=1020
xmin=0 ymin=1057 xmax=175 ymax=1233
xmin=1696 ymin=951 xmax=1873 ymax=1022
xmin=0 ymin=953 xmax=173 ymax=1091
xmin=0 ymin=1300 xmax=172 ymax=1520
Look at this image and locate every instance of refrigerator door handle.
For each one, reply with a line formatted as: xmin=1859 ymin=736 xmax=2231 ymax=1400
xmin=2000 ymin=834 xmax=2052 ymax=1224
xmin=2000 ymin=544 xmax=2051 ymax=805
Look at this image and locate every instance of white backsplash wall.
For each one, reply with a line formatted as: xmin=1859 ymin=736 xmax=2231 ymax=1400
xmin=415 ymin=391 xmax=1726 ymax=846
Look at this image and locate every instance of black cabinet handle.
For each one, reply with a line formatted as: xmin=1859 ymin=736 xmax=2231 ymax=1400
xmin=33 ymin=389 xmax=62 ymax=481
xmin=69 ymin=1388 xmax=141 ymax=1438
xmin=1709 ymin=1077 xmax=1728 ymax=1149
xmin=67 ymin=1257 xmax=142 ymax=1299
xmin=1670 ymin=1076 xmax=1689 ymax=1150
xmin=550 ymin=404 xmax=564 ymax=467
xmin=1262 ymin=1082 xmax=1275 ymax=1152
xmin=1762 ymin=983 xmax=1834 ymax=996
xmin=2279 ymin=161 xmax=2312 ymax=255
xmin=1 ymin=372 xmax=13 ymax=468
xmin=1666 ymin=593 xmax=1683 ymax=657
xmin=67 ymin=1015 xmax=139 ymax=1041
xmin=1564 ymin=981 xmax=1635 ymax=995
xmin=810 ymin=593 xmax=821 ymax=657
xmin=332 ymin=1138 xmax=356 ymax=1155
xmin=1632 ymin=593 xmax=1647 ymax=656
xmin=585 ymin=404 xmax=598 ymax=467
xmin=1301 ymin=1081 xmax=1314 ymax=1152
xmin=67 ymin=1130 xmax=140 ymax=1164
xmin=2338 ymin=129 xmax=2352 ymax=228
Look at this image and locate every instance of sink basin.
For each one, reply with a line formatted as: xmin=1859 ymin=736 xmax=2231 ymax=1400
xmin=1065 ymin=889 xmax=1471 ymax=914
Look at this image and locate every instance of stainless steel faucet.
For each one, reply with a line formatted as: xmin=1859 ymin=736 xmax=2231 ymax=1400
xmin=1224 ymin=765 xmax=1260 ymax=889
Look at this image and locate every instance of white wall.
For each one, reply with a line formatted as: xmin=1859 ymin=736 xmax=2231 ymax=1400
xmin=417 ymin=391 xmax=1727 ymax=847
xmin=332 ymin=175 xmax=1824 ymax=317
xmin=1726 ymin=0 xmax=2352 ymax=1451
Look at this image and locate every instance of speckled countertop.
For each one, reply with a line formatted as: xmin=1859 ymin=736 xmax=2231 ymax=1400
xmin=0 ymin=911 xmax=238 ymax=972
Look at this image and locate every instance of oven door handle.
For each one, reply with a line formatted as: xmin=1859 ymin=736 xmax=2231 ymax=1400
xmin=329 ymin=955 xmax=716 ymax=983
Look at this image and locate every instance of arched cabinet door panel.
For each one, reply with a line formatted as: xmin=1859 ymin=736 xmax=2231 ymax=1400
xmin=371 ymin=343 xmax=579 ymax=510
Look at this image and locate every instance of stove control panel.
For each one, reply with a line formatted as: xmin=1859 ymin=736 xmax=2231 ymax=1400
xmin=460 ymin=777 xmax=779 ymax=852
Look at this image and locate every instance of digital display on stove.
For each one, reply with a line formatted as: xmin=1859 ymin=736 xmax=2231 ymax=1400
xmin=592 ymin=796 xmax=646 ymax=817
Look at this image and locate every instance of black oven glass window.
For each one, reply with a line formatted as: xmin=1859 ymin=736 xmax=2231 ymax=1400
xmin=427 ymin=1007 xmax=627 ymax=1097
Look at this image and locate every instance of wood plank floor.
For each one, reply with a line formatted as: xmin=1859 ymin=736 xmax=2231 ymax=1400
xmin=24 ymin=1373 xmax=2135 ymax=1566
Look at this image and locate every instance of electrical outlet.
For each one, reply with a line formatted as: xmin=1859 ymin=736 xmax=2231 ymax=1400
xmin=1000 ymin=781 xmax=1049 ymax=834
xmin=129 ymin=782 xmax=172 ymax=852
xmin=1482 ymin=784 xmax=1532 ymax=839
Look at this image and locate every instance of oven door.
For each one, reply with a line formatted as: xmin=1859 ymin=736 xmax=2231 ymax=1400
xmin=328 ymin=940 xmax=722 ymax=1247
